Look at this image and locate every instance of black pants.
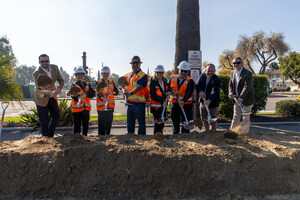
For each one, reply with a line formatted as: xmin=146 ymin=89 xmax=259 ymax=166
xmin=36 ymin=98 xmax=59 ymax=137
xmin=73 ymin=110 xmax=90 ymax=136
xmin=170 ymin=103 xmax=193 ymax=134
xmin=98 ymin=109 xmax=114 ymax=135
xmin=151 ymin=107 xmax=165 ymax=134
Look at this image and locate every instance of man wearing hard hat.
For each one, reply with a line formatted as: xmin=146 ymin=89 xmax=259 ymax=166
xmin=71 ymin=67 xmax=95 ymax=136
xmin=125 ymin=56 xmax=149 ymax=135
xmin=169 ymin=61 xmax=195 ymax=134
xmin=32 ymin=54 xmax=64 ymax=137
xmin=96 ymin=66 xmax=119 ymax=135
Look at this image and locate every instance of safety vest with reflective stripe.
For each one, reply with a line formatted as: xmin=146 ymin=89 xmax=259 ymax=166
xmin=126 ymin=70 xmax=149 ymax=103
xmin=96 ymin=80 xmax=115 ymax=110
xmin=170 ymin=75 xmax=194 ymax=104
xmin=71 ymin=82 xmax=92 ymax=113
xmin=150 ymin=83 xmax=169 ymax=108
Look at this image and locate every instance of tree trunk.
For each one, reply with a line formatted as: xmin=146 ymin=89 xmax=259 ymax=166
xmin=175 ymin=0 xmax=200 ymax=74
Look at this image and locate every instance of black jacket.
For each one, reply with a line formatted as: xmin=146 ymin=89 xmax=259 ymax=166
xmin=150 ymin=78 xmax=170 ymax=104
xmin=196 ymin=73 xmax=221 ymax=108
xmin=168 ymin=75 xmax=195 ymax=103
xmin=72 ymin=81 xmax=95 ymax=101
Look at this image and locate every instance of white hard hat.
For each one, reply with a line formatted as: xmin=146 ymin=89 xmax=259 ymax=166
xmin=101 ymin=66 xmax=110 ymax=73
xmin=74 ymin=67 xmax=86 ymax=74
xmin=178 ymin=61 xmax=191 ymax=70
xmin=154 ymin=65 xmax=165 ymax=72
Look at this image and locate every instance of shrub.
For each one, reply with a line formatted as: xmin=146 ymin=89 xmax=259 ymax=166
xmin=275 ymin=100 xmax=300 ymax=117
xmin=21 ymin=98 xmax=72 ymax=130
xmin=219 ymin=74 xmax=269 ymax=118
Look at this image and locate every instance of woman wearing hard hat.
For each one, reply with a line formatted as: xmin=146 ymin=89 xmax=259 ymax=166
xmin=71 ymin=67 xmax=95 ymax=136
xmin=96 ymin=66 xmax=119 ymax=135
xmin=149 ymin=65 xmax=171 ymax=134
xmin=168 ymin=61 xmax=195 ymax=134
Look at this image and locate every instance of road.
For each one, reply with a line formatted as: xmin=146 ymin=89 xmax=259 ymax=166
xmin=2 ymin=93 xmax=299 ymax=117
xmin=1 ymin=122 xmax=300 ymax=141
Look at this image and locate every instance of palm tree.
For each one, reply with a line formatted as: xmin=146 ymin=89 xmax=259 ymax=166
xmin=175 ymin=0 xmax=200 ymax=74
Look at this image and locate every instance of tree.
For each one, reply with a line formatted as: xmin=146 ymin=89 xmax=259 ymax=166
xmin=174 ymin=0 xmax=200 ymax=74
xmin=0 ymin=36 xmax=22 ymax=100
xmin=279 ymin=51 xmax=300 ymax=85
xmin=218 ymin=50 xmax=235 ymax=74
xmin=110 ymin=73 xmax=120 ymax=87
xmin=59 ymin=66 xmax=70 ymax=85
xmin=15 ymin=65 xmax=36 ymax=85
xmin=236 ymin=35 xmax=255 ymax=73
xmin=267 ymin=62 xmax=279 ymax=71
xmin=165 ymin=68 xmax=175 ymax=81
xmin=0 ymin=55 xmax=22 ymax=100
xmin=0 ymin=36 xmax=15 ymax=62
xmin=236 ymin=31 xmax=290 ymax=74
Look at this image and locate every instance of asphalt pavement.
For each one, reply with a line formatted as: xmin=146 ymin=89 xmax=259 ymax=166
xmin=1 ymin=121 xmax=300 ymax=141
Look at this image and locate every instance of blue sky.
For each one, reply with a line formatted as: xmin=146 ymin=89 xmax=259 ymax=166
xmin=0 ymin=0 xmax=299 ymax=78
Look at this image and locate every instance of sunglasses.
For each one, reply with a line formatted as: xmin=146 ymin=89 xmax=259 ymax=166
xmin=181 ymin=70 xmax=188 ymax=73
xmin=40 ymin=60 xmax=49 ymax=63
xmin=233 ymin=62 xmax=241 ymax=65
xmin=131 ymin=61 xmax=139 ymax=65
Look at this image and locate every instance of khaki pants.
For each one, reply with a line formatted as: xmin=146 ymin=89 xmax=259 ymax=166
xmin=230 ymin=103 xmax=253 ymax=134
xmin=200 ymin=104 xmax=218 ymax=131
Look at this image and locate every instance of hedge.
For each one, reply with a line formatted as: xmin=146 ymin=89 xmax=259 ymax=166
xmin=275 ymin=100 xmax=300 ymax=117
xmin=218 ymin=74 xmax=269 ymax=118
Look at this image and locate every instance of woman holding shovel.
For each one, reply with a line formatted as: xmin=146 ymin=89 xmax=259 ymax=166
xmin=149 ymin=65 xmax=170 ymax=134
xmin=196 ymin=64 xmax=221 ymax=132
xmin=70 ymin=67 xmax=95 ymax=136
xmin=96 ymin=66 xmax=119 ymax=135
xmin=169 ymin=61 xmax=194 ymax=134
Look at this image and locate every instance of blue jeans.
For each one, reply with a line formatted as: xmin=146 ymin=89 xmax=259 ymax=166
xmin=127 ymin=102 xmax=146 ymax=135
xmin=36 ymin=98 xmax=59 ymax=137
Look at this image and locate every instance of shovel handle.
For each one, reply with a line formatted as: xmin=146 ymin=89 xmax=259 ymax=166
xmin=1 ymin=101 xmax=9 ymax=110
xmin=233 ymin=97 xmax=245 ymax=113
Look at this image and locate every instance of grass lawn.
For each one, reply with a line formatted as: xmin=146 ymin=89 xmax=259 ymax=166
xmin=4 ymin=114 xmax=154 ymax=123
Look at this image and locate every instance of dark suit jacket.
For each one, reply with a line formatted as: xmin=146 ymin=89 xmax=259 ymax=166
xmin=229 ymin=68 xmax=256 ymax=106
xmin=196 ymin=73 xmax=221 ymax=108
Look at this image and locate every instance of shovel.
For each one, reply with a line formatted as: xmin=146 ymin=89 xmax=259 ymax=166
xmin=202 ymin=98 xmax=218 ymax=122
xmin=233 ymin=97 xmax=250 ymax=117
xmin=0 ymin=101 xmax=9 ymax=140
xmin=118 ymin=86 xmax=133 ymax=107
xmin=179 ymin=103 xmax=194 ymax=130
xmin=155 ymin=94 xmax=171 ymax=124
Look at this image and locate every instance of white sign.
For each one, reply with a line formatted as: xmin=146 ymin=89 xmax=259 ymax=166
xmin=188 ymin=50 xmax=202 ymax=69
xmin=190 ymin=69 xmax=200 ymax=82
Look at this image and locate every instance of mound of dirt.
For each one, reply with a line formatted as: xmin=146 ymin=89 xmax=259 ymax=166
xmin=0 ymin=131 xmax=300 ymax=199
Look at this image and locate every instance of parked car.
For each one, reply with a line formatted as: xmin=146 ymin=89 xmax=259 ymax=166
xmin=273 ymin=83 xmax=291 ymax=92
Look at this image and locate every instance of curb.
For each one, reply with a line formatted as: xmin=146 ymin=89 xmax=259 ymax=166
xmin=2 ymin=121 xmax=300 ymax=131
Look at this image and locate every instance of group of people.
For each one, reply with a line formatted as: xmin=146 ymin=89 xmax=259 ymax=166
xmin=32 ymin=54 xmax=255 ymax=138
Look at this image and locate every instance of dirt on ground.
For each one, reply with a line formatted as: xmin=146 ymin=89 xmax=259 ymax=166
xmin=0 ymin=130 xmax=300 ymax=200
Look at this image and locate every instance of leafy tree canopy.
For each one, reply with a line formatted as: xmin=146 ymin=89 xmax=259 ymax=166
xmin=279 ymin=51 xmax=300 ymax=85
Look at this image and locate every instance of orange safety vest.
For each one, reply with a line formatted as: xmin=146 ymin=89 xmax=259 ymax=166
xmin=170 ymin=75 xmax=194 ymax=104
xmin=126 ymin=70 xmax=149 ymax=103
xmin=96 ymin=80 xmax=115 ymax=110
xmin=71 ymin=82 xmax=92 ymax=113
xmin=150 ymin=83 xmax=169 ymax=108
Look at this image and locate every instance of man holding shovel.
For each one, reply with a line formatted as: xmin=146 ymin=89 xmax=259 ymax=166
xmin=32 ymin=54 xmax=64 ymax=137
xmin=125 ymin=56 xmax=149 ymax=135
xmin=228 ymin=57 xmax=256 ymax=134
xmin=169 ymin=61 xmax=194 ymax=134
xmin=196 ymin=64 xmax=221 ymax=132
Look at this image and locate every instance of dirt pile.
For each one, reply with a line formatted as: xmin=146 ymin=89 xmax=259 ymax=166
xmin=0 ymin=131 xmax=300 ymax=199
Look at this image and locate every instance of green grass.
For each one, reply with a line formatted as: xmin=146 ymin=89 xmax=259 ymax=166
xmin=2 ymin=114 xmax=154 ymax=123
xmin=257 ymin=111 xmax=275 ymax=115
xmin=3 ymin=116 xmax=23 ymax=123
